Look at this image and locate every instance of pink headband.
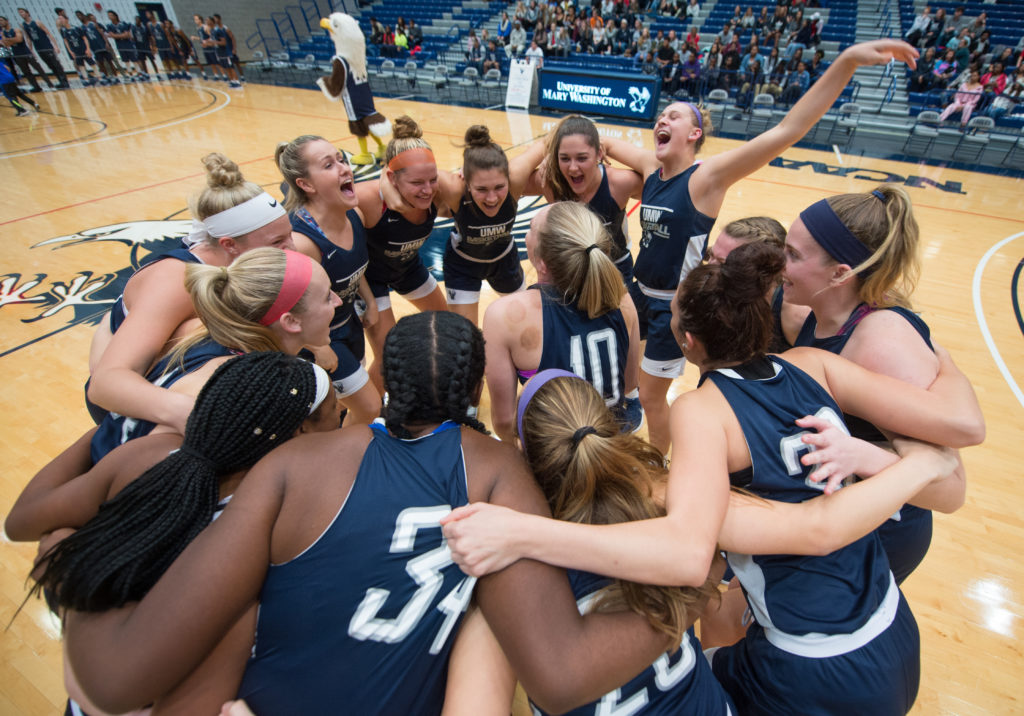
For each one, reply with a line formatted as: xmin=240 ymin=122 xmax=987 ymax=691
xmin=259 ymin=250 xmax=313 ymax=326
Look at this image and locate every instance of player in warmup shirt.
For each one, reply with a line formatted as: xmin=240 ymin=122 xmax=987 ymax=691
xmin=211 ymin=15 xmax=241 ymax=87
xmin=775 ymin=185 xmax=967 ymax=584
xmin=87 ymin=153 xmax=294 ymax=432
xmin=601 ymin=39 xmax=921 ymax=455
xmin=10 ymin=352 xmax=341 ymax=715
xmin=58 ymin=312 xmax=675 ymax=716
xmin=17 ymin=8 xmax=68 ymax=88
xmin=483 ymin=202 xmax=640 ymax=442
xmin=1 ymin=14 xmax=51 ymax=91
xmin=276 ymin=134 xmax=383 ymax=426
xmin=131 ymin=15 xmax=157 ymax=79
xmin=443 ymin=241 xmax=982 ymax=714
xmin=104 ymin=11 xmax=138 ymax=81
xmin=354 ymin=115 xmax=449 ymax=394
xmin=56 ymin=11 xmax=98 ymax=85
xmin=191 ymin=14 xmax=223 ymax=80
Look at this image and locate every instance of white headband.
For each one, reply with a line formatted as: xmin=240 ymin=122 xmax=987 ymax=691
xmin=309 ymin=362 xmax=333 ymax=416
xmin=184 ymin=192 xmax=287 ymax=247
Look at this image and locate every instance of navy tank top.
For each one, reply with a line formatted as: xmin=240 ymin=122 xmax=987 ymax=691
xmin=634 ymin=165 xmax=716 ymax=298
xmin=2 ymin=28 xmax=29 ymax=56
xmin=108 ymin=246 xmax=201 ymax=334
xmin=238 ymin=420 xmax=474 ymax=714
xmin=291 ymin=208 xmax=368 ymax=331
xmin=704 ymin=357 xmax=896 ymax=654
xmin=22 ymin=21 xmax=53 ymax=51
xmin=365 ymin=202 xmax=438 ymax=283
xmin=526 ymin=284 xmax=629 ymax=408
xmin=450 ymin=190 xmax=517 ymax=263
xmin=586 ymin=166 xmax=629 ymax=263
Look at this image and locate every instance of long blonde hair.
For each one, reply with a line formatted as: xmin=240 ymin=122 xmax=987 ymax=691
xmin=519 ymin=375 xmax=718 ymax=646
xmin=825 ymin=184 xmax=920 ymax=308
xmin=166 ymin=248 xmax=310 ymax=365
xmin=275 ymin=134 xmax=323 ymax=212
xmin=537 ymin=202 xmax=624 ymax=319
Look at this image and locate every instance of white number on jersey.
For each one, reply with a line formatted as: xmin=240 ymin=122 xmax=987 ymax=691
xmin=778 ymin=406 xmax=849 ymax=491
xmin=569 ymin=328 xmax=622 ymax=406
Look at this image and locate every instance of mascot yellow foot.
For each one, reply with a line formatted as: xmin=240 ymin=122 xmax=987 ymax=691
xmin=351 ymin=137 xmax=376 ymax=165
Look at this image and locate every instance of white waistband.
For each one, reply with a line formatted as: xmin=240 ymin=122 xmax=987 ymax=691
xmin=636 ymin=279 xmax=678 ymax=301
xmin=761 ymin=572 xmax=900 ymax=658
xmin=450 ymin=234 xmax=515 ymax=263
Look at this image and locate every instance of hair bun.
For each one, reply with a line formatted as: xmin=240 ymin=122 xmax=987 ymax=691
xmin=202 ymin=152 xmax=245 ymax=189
xmin=392 ymin=115 xmax=423 ymax=140
xmin=464 ymin=124 xmax=492 ymax=147
xmin=720 ymin=241 xmax=785 ymax=302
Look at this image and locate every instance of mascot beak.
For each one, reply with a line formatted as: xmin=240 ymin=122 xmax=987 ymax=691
xmin=320 ymin=18 xmax=332 ymax=32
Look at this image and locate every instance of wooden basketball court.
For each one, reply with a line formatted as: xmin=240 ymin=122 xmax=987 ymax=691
xmin=1 ymin=81 xmax=1021 ymax=714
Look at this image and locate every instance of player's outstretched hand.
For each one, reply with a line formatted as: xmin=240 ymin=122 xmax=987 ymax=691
xmin=841 ymin=39 xmax=919 ymax=71
xmin=441 ymin=503 xmax=525 ymax=577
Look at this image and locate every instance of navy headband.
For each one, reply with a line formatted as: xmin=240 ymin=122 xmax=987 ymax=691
xmin=516 ymin=369 xmax=579 ymax=443
xmin=799 ymin=198 xmax=873 ymax=270
xmin=683 ymin=102 xmax=703 ymax=131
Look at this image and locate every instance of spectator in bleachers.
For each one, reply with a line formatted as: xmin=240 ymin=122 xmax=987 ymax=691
xmin=785 ymin=18 xmax=814 ymax=59
xmin=970 ymin=29 xmax=991 ymax=66
xmin=524 ymin=1 xmax=539 ymax=32
xmin=525 ymin=38 xmax=544 ymax=66
xmin=981 ymin=60 xmax=1007 ymax=99
xmin=993 ymin=46 xmax=1018 ymax=72
xmin=723 ymin=33 xmax=742 ymax=64
xmin=756 ymin=6 xmax=771 ymax=35
xmin=514 ymin=1 xmax=527 ymax=28
xmin=939 ymin=68 xmax=983 ymax=125
xmin=509 ymin=21 xmax=526 ymax=56
xmin=740 ymin=43 xmax=761 ymax=72
xmin=945 ymin=6 xmax=971 ymax=36
xmin=686 ymin=26 xmax=700 ymax=51
xmin=407 ymin=19 xmax=422 ymax=48
xmin=498 ymin=12 xmax=512 ymax=44
xmin=483 ymin=40 xmax=502 ymax=72
xmin=655 ymin=34 xmax=673 ymax=66
xmin=909 ymin=46 xmax=937 ymax=91
xmin=807 ymin=47 xmax=828 ymax=83
xmin=716 ymin=22 xmax=734 ymax=46
xmin=601 ymin=0 xmax=615 ymax=17
xmin=740 ymin=6 xmax=755 ymax=29
xmin=394 ymin=26 xmax=409 ymax=54
xmin=737 ymin=57 xmax=763 ymax=107
xmin=680 ymin=48 xmax=701 ymax=95
xmin=932 ymin=49 xmax=959 ymax=89
xmin=638 ymin=49 xmax=658 ymax=75
xmin=685 ymin=0 xmax=701 ymax=21
xmin=786 ymin=46 xmax=804 ymax=72
xmin=762 ymin=45 xmax=783 ymax=80
xmin=467 ymin=36 xmax=483 ymax=71
xmin=922 ymin=8 xmax=945 ymax=48
xmin=379 ymin=24 xmax=395 ymax=57
xmin=636 ymin=27 xmax=653 ymax=55
xmin=662 ymin=50 xmax=683 ymax=93
xmin=613 ymin=18 xmax=631 ymax=54
xmin=905 ymin=5 xmax=933 ymax=47
xmin=987 ymin=68 xmax=1023 ymax=120
xmin=730 ymin=5 xmax=743 ymax=25
xmin=370 ymin=17 xmax=383 ymax=45
xmin=718 ymin=52 xmax=739 ymax=90
xmin=666 ymin=29 xmax=681 ymax=54
xmin=396 ymin=17 xmax=407 ymax=38
xmin=466 ymin=28 xmax=478 ymax=56
xmin=780 ymin=59 xmax=809 ymax=104
xmin=948 ymin=27 xmax=973 ymax=64
xmin=968 ymin=12 xmax=986 ymax=38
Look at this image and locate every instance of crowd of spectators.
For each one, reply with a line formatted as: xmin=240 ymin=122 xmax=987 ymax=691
xmin=368 ymin=0 xmax=831 ymax=104
xmin=903 ymin=5 xmax=1024 ymax=124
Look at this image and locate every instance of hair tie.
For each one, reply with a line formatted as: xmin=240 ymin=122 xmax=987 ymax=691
xmin=570 ymin=425 xmax=597 ymax=449
xmin=259 ymin=250 xmax=314 ymax=326
xmin=799 ymin=198 xmax=873 ymax=271
xmin=176 ymin=444 xmax=216 ymax=469
xmin=585 ymin=244 xmax=600 ymax=256
xmin=870 ymin=189 xmax=886 ymax=202
xmin=517 ymin=368 xmax=580 ymax=441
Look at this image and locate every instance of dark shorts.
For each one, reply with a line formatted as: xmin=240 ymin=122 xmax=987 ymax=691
xmin=73 ymin=54 xmax=95 ymax=67
xmin=628 ymin=281 xmax=683 ymax=363
xmin=203 ymin=50 xmax=218 ymax=64
xmin=136 ymin=47 xmax=153 ymax=60
xmin=118 ymin=46 xmax=137 ymax=62
xmin=877 ymin=505 xmax=933 ymax=585
xmin=158 ymin=48 xmax=178 ymax=61
xmin=217 ymin=55 xmax=233 ymax=69
xmin=711 ymin=592 xmax=920 ymax=715
xmin=367 ymin=258 xmax=432 ymax=298
xmin=93 ymin=49 xmax=113 ymax=63
xmin=300 ymin=318 xmax=368 ymax=396
xmin=443 ymin=242 xmax=525 ymax=300
xmin=614 ymin=251 xmax=634 ymax=284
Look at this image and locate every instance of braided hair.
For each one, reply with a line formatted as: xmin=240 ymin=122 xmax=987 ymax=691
xmin=381 ymin=312 xmax=488 ymax=438
xmin=35 ymin=352 xmax=319 ymax=612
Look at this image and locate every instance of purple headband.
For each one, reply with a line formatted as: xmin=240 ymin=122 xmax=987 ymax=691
xmin=516 ymin=369 xmax=580 ymax=443
xmin=799 ymin=198 xmax=873 ymax=270
xmin=683 ymin=102 xmax=703 ymax=131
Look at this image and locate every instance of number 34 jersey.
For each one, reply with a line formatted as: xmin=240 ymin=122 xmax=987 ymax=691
xmin=238 ymin=420 xmax=474 ymax=715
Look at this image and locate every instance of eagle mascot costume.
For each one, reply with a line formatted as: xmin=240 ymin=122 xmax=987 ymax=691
xmin=317 ymin=13 xmax=391 ymax=164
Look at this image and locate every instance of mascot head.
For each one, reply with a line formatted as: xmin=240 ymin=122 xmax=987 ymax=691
xmin=320 ymin=13 xmax=367 ymax=82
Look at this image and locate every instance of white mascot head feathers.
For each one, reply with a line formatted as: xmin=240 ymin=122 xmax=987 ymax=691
xmin=320 ymin=13 xmax=367 ymax=82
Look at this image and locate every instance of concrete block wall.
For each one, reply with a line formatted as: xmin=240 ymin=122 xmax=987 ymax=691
xmin=169 ymin=0 xmax=309 ymax=61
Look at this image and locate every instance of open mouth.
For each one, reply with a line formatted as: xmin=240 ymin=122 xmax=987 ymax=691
xmin=340 ymin=179 xmax=355 ymax=198
xmin=568 ymin=174 xmax=586 ymax=188
xmin=655 ymin=129 xmax=671 ymax=147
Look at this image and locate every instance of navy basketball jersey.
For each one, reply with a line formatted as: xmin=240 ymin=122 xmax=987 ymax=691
xmin=82 ymin=22 xmax=106 ymax=52
xmin=89 ymin=340 xmax=235 ymax=463
xmin=365 ymin=203 xmax=438 ymax=283
xmin=238 ymin=420 xmax=475 ymax=714
xmin=106 ymin=21 xmax=133 ymax=51
xmin=61 ymin=26 xmax=87 ymax=56
xmin=530 ymin=284 xmax=629 ymax=408
xmin=211 ymin=26 xmax=229 ymax=56
xmin=633 ymin=165 xmax=715 ymax=298
xmin=332 ymin=55 xmax=379 ymax=122
xmin=149 ymin=21 xmax=169 ymax=50
xmin=2 ymin=28 xmax=29 ymax=56
xmin=22 ymin=21 xmax=53 ymax=51
xmin=792 ymin=304 xmax=935 ymax=584
xmin=768 ymin=285 xmax=792 ymax=354
xmin=108 ymin=245 xmax=201 ymax=334
xmin=533 ymin=570 xmax=734 ymax=716
xmin=703 ymin=357 xmax=896 ymax=649
xmin=450 ymin=190 xmax=517 ymax=263
xmin=130 ymin=23 xmax=149 ymax=51
xmin=586 ymin=166 xmax=629 ymax=263
xmin=292 ymin=208 xmax=369 ymax=331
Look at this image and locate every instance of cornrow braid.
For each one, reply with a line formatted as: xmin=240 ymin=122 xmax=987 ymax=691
xmin=35 ymin=352 xmax=318 ymax=613
xmin=381 ymin=312 xmax=488 ymax=437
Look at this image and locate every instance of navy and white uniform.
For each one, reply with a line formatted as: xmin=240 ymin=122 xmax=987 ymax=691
xmin=22 ymin=21 xmax=53 ymax=52
xmin=108 ymin=245 xmax=201 ymax=334
xmin=332 ymin=54 xmax=377 ymax=122
xmin=212 ymin=25 xmax=231 ymax=65
xmin=238 ymin=420 xmax=474 ymax=714
xmin=292 ymin=208 xmax=371 ymax=397
xmin=89 ymin=340 xmax=236 ymax=463
xmin=149 ymin=20 xmax=172 ymax=60
xmin=586 ymin=166 xmax=633 ymax=282
xmin=519 ymin=284 xmax=629 ymax=410
xmin=60 ymin=25 xmax=91 ymax=66
xmin=792 ymin=304 xmax=935 ymax=585
xmin=196 ymin=26 xmax=217 ymax=65
xmin=629 ymin=165 xmax=716 ymax=376
xmin=534 ymin=569 xmax=734 ymax=716
xmin=444 ymin=190 xmax=523 ymax=303
xmin=2 ymin=27 xmax=29 ymax=57
xmin=365 ymin=202 xmax=439 ymax=310
xmin=82 ymin=22 xmax=109 ymax=61
xmin=705 ymin=356 xmax=919 ymax=716
xmin=106 ymin=21 xmax=135 ymax=61
xmin=131 ymin=23 xmax=152 ymax=60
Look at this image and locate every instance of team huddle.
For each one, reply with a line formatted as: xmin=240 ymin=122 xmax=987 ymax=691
xmin=5 ymin=38 xmax=985 ymax=716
